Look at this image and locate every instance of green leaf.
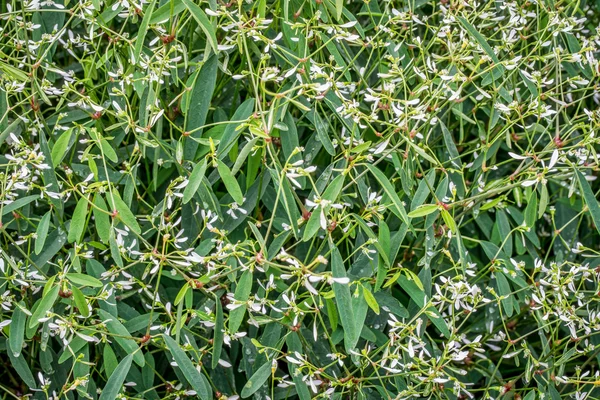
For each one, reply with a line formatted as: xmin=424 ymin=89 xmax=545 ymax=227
xmin=1 ymin=195 xmax=39 ymax=216
xmin=440 ymin=121 xmax=462 ymax=167
xmin=408 ymin=204 xmax=438 ymax=218
xmin=183 ymin=158 xmax=208 ymax=203
xmin=174 ymin=283 xmax=190 ymax=306
xmin=362 ymin=286 xmax=380 ymax=315
xmin=335 ymin=0 xmax=343 ymax=20
xmin=576 ymin=170 xmax=600 ymax=234
xmin=314 ymin=112 xmax=335 ymax=156
xmin=457 ymin=16 xmax=503 ymax=66
xmin=133 ymin=0 xmax=156 ymax=64
xmin=93 ymin=194 xmax=111 ymax=243
xmin=182 ymin=0 xmax=218 ymax=54
xmin=9 ymin=303 xmax=27 ymax=357
xmin=365 ymin=164 xmax=410 ymax=226
xmin=229 ymin=270 xmax=252 ymax=334
xmin=66 ymin=273 xmax=103 ymax=288
xmin=240 ymin=359 xmax=272 ymax=398
xmin=184 ymin=55 xmax=218 ymax=160
xmin=97 ymin=309 xmax=145 ymax=367
xmin=7 ymin=345 xmax=36 ymax=389
xmin=217 ymin=159 xmax=244 ymax=204
xmin=150 ymin=0 xmax=186 ymax=23
xmin=322 ymin=173 xmax=345 ymax=201
xmin=100 ymin=139 xmax=118 ymax=163
xmin=524 ymin=191 xmax=538 ymax=228
xmin=330 ymin=243 xmax=358 ymax=351
xmin=35 ymin=211 xmax=51 ymax=255
xmin=103 ymin=344 xmax=119 ymax=378
xmin=162 ymin=334 xmax=212 ymax=399
xmin=441 ymin=209 xmax=457 ymax=233
xmin=29 ymin=284 xmax=59 ymax=329
xmin=217 ymin=98 xmax=255 ymax=159
xmin=51 ymin=128 xmax=72 ymax=166
xmin=495 ymin=272 xmax=513 ymax=318
xmin=99 ymin=354 xmax=133 ymax=400
xmin=108 ymin=192 xmax=141 ymax=234
xmin=211 ymin=294 xmax=224 ymax=369
xmin=68 ymin=196 xmax=88 ymax=243
xmin=72 ymin=286 xmax=90 ymax=318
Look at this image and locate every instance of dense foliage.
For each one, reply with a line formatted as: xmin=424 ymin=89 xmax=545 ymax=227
xmin=1 ymin=0 xmax=600 ymax=399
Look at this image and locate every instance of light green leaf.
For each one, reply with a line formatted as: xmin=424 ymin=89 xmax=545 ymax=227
xmin=100 ymin=139 xmax=118 ymax=163
xmin=217 ymin=159 xmax=244 ymax=204
xmin=66 ymin=273 xmax=103 ymax=288
xmin=68 ymin=196 xmax=88 ymax=243
xmin=72 ymin=286 xmax=90 ymax=318
xmin=93 ymin=194 xmax=111 ymax=243
xmin=408 ymin=204 xmax=438 ymax=218
xmin=229 ymin=270 xmax=252 ymax=334
xmin=29 ymin=285 xmax=59 ymax=329
xmin=51 ymin=128 xmax=72 ymax=166
xmin=35 ymin=211 xmax=51 ymax=255
xmin=183 ymin=158 xmax=208 ymax=204
xmin=363 ymin=286 xmax=380 ymax=315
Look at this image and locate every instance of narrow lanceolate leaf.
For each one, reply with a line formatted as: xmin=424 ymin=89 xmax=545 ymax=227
xmin=365 ymin=164 xmax=410 ymax=226
xmin=217 ymin=98 xmax=255 ymax=158
xmin=457 ymin=16 xmax=503 ymax=66
xmin=163 ymin=334 xmax=212 ymax=399
xmin=7 ymin=347 xmax=37 ymax=389
xmin=108 ymin=192 xmax=141 ymax=234
xmin=51 ymin=128 xmax=72 ymax=166
xmin=68 ymin=196 xmax=88 ymax=243
xmin=29 ymin=285 xmax=59 ymax=329
xmin=183 ymin=158 xmax=208 ymax=203
xmin=314 ymin=112 xmax=335 ymax=156
xmin=335 ymin=0 xmax=343 ymax=20
xmin=35 ymin=211 xmax=51 ymax=255
xmin=182 ymin=0 xmax=218 ymax=54
xmin=217 ymin=159 xmax=244 ymax=204
xmin=241 ymin=359 xmax=273 ymax=398
xmin=72 ymin=286 xmax=90 ymax=318
xmin=184 ymin=55 xmax=218 ymax=160
xmin=576 ymin=170 xmax=600 ymax=234
xmin=363 ymin=286 xmax=380 ymax=315
xmin=440 ymin=121 xmax=462 ymax=167
xmin=211 ymin=295 xmax=224 ymax=369
xmin=66 ymin=273 xmax=103 ymax=288
xmin=97 ymin=309 xmax=145 ymax=367
xmin=408 ymin=204 xmax=438 ymax=218
xmin=9 ymin=303 xmax=27 ymax=357
xmin=93 ymin=194 xmax=111 ymax=243
xmin=330 ymin=243 xmax=357 ymax=351
xmin=133 ymin=0 xmax=156 ymax=64
xmin=98 ymin=354 xmax=133 ymax=400
xmin=229 ymin=270 xmax=252 ymax=334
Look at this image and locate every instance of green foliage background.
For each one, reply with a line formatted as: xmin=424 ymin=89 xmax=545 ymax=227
xmin=1 ymin=0 xmax=600 ymax=399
